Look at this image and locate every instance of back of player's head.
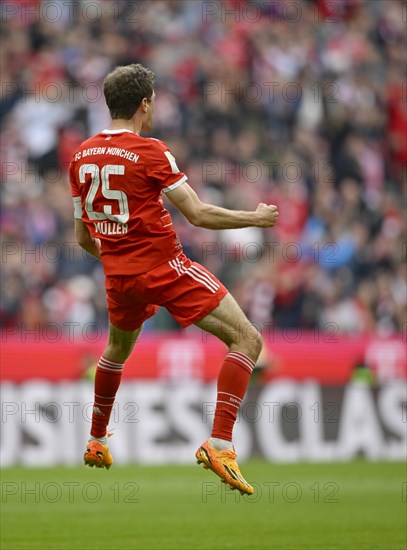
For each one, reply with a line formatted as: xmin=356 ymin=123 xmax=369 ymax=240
xmin=103 ymin=63 xmax=156 ymax=120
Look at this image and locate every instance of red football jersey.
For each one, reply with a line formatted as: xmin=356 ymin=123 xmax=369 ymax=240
xmin=69 ymin=129 xmax=187 ymax=275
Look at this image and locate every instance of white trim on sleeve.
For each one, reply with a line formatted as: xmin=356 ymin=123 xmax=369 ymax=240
xmin=164 ymin=151 xmax=180 ymax=174
xmin=162 ymin=175 xmax=187 ymax=194
xmin=72 ymin=196 xmax=82 ymax=219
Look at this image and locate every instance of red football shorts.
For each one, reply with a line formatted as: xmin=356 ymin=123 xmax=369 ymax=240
xmin=105 ymin=253 xmax=228 ymax=331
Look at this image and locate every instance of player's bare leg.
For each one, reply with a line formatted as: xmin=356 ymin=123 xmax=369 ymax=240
xmin=194 ymin=293 xmax=262 ymax=495
xmin=84 ymin=323 xmax=142 ymax=469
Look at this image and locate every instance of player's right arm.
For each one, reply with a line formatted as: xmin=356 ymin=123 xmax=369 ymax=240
xmin=75 ymin=219 xmax=101 ymax=260
xmin=166 ymin=182 xmax=279 ymax=230
xmin=69 ymin=157 xmax=101 ymax=260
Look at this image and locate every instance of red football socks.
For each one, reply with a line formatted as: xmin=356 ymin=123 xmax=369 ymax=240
xmin=90 ymin=356 xmax=124 ymax=439
xmin=211 ymin=351 xmax=255 ymax=442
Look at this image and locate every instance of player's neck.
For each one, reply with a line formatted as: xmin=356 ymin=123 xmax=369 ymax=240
xmin=108 ymin=118 xmax=142 ymax=135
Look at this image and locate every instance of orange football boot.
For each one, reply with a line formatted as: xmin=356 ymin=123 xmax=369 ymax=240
xmin=196 ymin=439 xmax=254 ymax=495
xmin=84 ymin=434 xmax=113 ymax=469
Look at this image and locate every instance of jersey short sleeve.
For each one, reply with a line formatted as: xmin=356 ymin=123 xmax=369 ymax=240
xmin=145 ymin=139 xmax=187 ymax=193
xmin=69 ymin=158 xmax=83 ymax=219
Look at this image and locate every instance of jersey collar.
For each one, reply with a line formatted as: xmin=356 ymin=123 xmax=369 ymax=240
xmin=101 ymin=129 xmax=135 ymax=134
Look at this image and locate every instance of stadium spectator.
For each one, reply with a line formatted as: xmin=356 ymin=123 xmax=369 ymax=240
xmin=1 ymin=0 xmax=405 ymax=337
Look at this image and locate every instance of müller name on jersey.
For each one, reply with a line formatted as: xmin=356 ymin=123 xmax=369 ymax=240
xmin=94 ymin=221 xmax=129 ymax=235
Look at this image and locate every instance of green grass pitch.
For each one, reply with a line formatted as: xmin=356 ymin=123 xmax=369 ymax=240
xmin=1 ymin=461 xmax=406 ymax=549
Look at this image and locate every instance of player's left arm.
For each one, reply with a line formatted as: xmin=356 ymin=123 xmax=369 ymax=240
xmin=75 ymin=219 xmax=101 ymax=260
xmin=166 ymin=182 xmax=278 ymax=229
xmin=150 ymin=140 xmax=278 ymax=228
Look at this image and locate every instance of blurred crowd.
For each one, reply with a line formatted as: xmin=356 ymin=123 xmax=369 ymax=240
xmin=1 ymin=0 xmax=406 ymax=337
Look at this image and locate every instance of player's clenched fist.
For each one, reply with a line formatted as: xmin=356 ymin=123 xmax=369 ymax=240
xmin=254 ymin=203 xmax=279 ymax=227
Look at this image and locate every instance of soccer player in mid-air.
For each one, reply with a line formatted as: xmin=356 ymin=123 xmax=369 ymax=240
xmin=70 ymin=64 xmax=278 ymax=495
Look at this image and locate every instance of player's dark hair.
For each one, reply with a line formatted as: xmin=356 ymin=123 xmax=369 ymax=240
xmin=103 ymin=63 xmax=156 ymax=120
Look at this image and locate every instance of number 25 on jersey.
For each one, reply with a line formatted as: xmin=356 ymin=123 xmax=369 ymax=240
xmin=79 ymin=163 xmax=130 ymax=223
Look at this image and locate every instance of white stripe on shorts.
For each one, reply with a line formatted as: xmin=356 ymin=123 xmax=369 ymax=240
xmin=169 ymin=259 xmax=182 ymax=276
xmin=188 ymin=264 xmax=219 ymax=291
xmin=169 ymin=257 xmax=220 ymax=294
xmin=175 ymin=258 xmax=219 ymax=293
